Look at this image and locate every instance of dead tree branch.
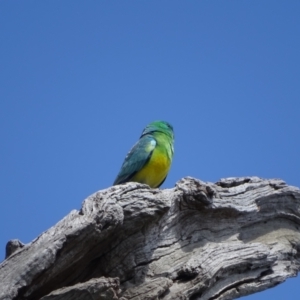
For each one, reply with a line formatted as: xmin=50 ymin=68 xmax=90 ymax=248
xmin=1 ymin=177 xmax=300 ymax=300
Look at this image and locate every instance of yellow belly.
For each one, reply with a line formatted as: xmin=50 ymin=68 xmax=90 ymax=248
xmin=132 ymin=150 xmax=170 ymax=188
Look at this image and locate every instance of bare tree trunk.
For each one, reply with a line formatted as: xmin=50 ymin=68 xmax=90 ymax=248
xmin=1 ymin=177 xmax=300 ymax=300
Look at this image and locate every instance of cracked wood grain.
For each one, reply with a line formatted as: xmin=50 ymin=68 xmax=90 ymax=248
xmin=1 ymin=177 xmax=300 ymax=300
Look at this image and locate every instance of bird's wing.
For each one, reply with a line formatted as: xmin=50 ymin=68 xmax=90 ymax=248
xmin=113 ymin=135 xmax=156 ymax=185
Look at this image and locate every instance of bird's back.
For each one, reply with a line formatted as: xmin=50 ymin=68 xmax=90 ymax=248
xmin=131 ymin=132 xmax=173 ymax=187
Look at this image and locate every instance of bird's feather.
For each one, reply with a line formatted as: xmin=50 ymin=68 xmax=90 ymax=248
xmin=113 ymin=135 xmax=156 ymax=185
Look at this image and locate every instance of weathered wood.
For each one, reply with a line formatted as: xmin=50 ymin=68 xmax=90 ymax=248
xmin=1 ymin=177 xmax=300 ymax=300
xmin=40 ymin=278 xmax=121 ymax=300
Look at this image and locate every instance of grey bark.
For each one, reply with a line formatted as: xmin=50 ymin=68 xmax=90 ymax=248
xmin=1 ymin=177 xmax=300 ymax=300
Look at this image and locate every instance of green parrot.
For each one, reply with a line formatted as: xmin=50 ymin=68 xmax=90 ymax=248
xmin=113 ymin=120 xmax=174 ymax=188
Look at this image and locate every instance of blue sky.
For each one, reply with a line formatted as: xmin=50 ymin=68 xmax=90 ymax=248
xmin=1 ymin=1 xmax=299 ymax=299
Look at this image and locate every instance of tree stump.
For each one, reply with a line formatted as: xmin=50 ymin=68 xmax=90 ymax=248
xmin=1 ymin=177 xmax=300 ymax=300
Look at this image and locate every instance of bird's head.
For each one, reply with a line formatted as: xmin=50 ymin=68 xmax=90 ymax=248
xmin=141 ymin=120 xmax=174 ymax=140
